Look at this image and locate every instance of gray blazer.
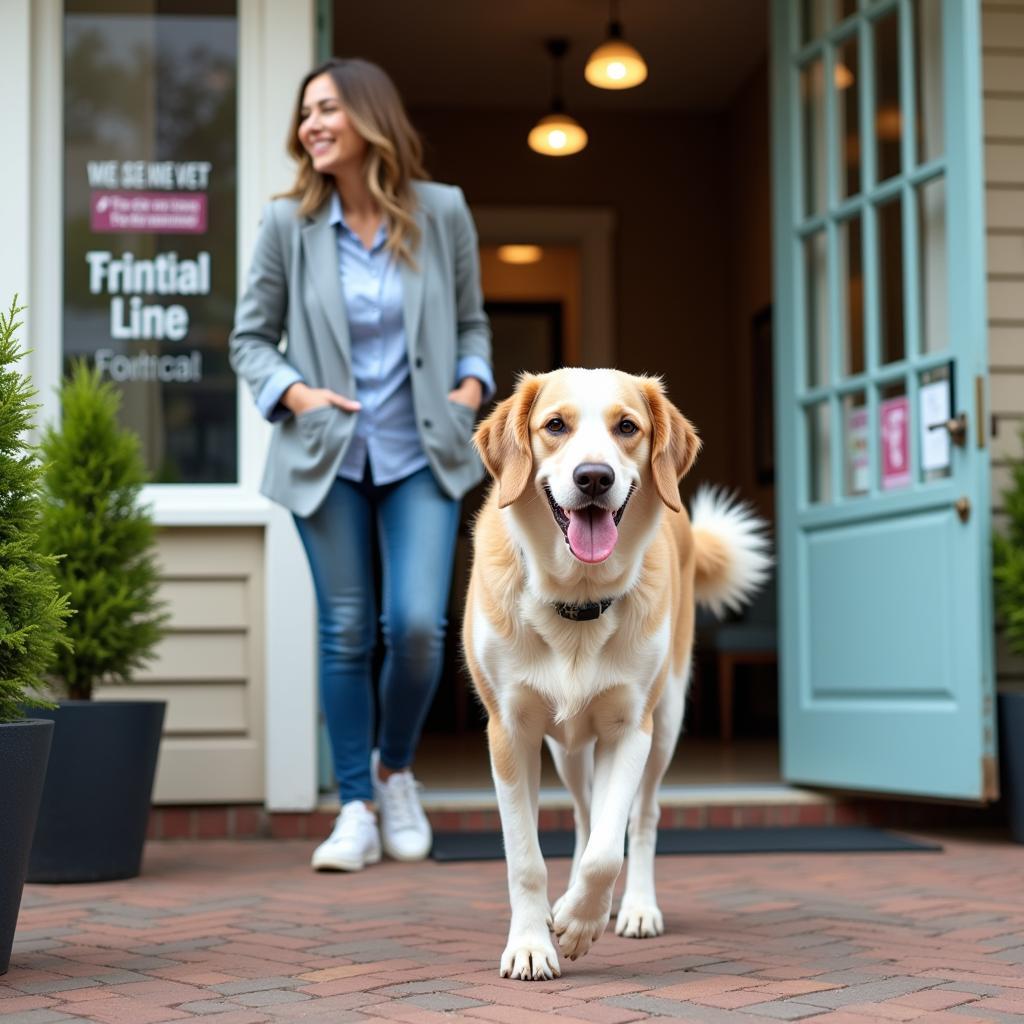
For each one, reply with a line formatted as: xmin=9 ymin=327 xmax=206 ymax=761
xmin=229 ymin=181 xmax=492 ymax=517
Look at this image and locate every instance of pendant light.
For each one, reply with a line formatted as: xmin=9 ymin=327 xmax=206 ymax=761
xmin=528 ymin=38 xmax=588 ymax=157
xmin=585 ymin=0 xmax=648 ymax=90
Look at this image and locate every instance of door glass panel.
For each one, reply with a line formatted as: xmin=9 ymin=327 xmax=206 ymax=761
xmin=917 ymin=182 xmax=946 ymax=358
xmin=919 ymin=364 xmax=953 ymax=483
xmin=875 ymin=12 xmax=902 ymax=181
xmin=840 ymin=216 xmax=864 ymax=376
xmin=802 ymin=61 xmax=827 ymax=216
xmin=806 ymin=401 xmax=833 ymax=504
xmin=801 ymin=0 xmax=828 ymax=42
xmin=838 ymin=34 xmax=861 ymax=197
xmin=879 ymin=379 xmax=911 ymax=490
xmin=878 ymin=198 xmax=905 ymax=364
xmin=843 ymin=390 xmax=869 ymax=496
xmin=804 ymin=232 xmax=830 ymax=387
xmin=914 ymin=0 xmax=944 ymax=164
xmin=918 ymin=177 xmax=948 ymax=355
xmin=63 ymin=0 xmax=239 ymax=484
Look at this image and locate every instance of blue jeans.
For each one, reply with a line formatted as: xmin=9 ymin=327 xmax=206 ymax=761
xmin=293 ymin=466 xmax=460 ymax=803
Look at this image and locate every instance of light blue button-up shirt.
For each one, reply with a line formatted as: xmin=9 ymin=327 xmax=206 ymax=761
xmin=256 ymin=191 xmax=494 ymax=486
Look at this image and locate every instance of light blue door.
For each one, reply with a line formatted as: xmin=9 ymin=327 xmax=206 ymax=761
xmin=771 ymin=0 xmax=995 ymax=800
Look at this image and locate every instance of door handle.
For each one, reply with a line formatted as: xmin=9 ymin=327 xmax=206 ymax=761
xmin=954 ymin=496 xmax=971 ymax=523
xmin=928 ymin=413 xmax=967 ymax=447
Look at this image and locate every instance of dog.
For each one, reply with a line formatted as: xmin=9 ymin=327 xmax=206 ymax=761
xmin=462 ymin=368 xmax=770 ymax=980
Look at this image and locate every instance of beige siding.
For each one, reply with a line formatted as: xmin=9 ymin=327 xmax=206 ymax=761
xmin=95 ymin=527 xmax=266 ymax=803
xmin=985 ymin=2 xmax=1024 ymax=686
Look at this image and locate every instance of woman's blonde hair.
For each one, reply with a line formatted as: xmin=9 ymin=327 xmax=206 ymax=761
xmin=279 ymin=58 xmax=428 ymax=266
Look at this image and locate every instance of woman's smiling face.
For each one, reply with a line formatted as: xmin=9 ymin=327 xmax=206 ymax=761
xmin=297 ymin=73 xmax=367 ymax=176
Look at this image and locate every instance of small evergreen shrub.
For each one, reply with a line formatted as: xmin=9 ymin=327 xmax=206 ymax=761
xmin=995 ymin=427 xmax=1024 ymax=658
xmin=39 ymin=361 xmax=168 ymax=700
xmin=0 ymin=299 xmax=71 ymax=723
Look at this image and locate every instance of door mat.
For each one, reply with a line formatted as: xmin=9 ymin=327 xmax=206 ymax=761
xmin=430 ymin=826 xmax=942 ymax=862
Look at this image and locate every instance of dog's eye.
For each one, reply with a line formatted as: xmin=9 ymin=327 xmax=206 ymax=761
xmin=617 ymin=419 xmax=639 ymax=436
xmin=545 ymin=418 xmax=566 ymax=434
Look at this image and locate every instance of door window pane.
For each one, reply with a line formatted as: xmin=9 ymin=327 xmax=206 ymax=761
xmin=802 ymin=60 xmax=828 ymax=216
xmin=839 ymin=216 xmax=864 ymax=377
xmin=838 ymin=34 xmax=861 ymax=197
xmin=63 ymin=1 xmax=238 ymax=484
xmin=875 ymin=12 xmax=902 ymax=181
xmin=914 ymin=0 xmax=944 ymax=164
xmin=878 ymin=198 xmax=906 ymax=364
xmin=918 ymin=177 xmax=948 ymax=355
xmin=802 ymin=0 xmax=829 ymax=43
xmin=919 ymin=364 xmax=953 ymax=483
xmin=804 ymin=232 xmax=830 ymax=388
xmin=843 ymin=390 xmax=869 ymax=496
xmin=879 ymin=379 xmax=911 ymax=490
xmin=806 ymin=401 xmax=833 ymax=504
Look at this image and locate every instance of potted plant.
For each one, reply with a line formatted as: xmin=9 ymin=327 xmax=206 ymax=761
xmin=28 ymin=361 xmax=169 ymax=883
xmin=0 ymin=299 xmax=71 ymax=970
xmin=994 ymin=427 xmax=1024 ymax=843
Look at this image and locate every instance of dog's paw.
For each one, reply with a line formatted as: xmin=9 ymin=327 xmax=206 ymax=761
xmin=615 ymin=901 xmax=664 ymax=938
xmin=548 ymin=893 xmax=566 ymax=928
xmin=500 ymin=935 xmax=561 ymax=981
xmin=551 ymin=888 xmax=612 ymax=961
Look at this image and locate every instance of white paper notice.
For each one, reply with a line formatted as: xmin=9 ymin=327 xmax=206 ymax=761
xmin=920 ymin=378 xmax=951 ymax=473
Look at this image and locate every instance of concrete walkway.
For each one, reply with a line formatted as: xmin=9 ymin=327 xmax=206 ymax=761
xmin=4 ymin=832 xmax=1024 ymax=1022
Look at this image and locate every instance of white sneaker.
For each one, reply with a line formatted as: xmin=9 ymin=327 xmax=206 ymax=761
xmin=311 ymin=801 xmax=381 ymax=872
xmin=372 ymin=751 xmax=433 ymax=861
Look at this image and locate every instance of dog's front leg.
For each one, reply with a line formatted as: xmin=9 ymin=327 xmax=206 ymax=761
xmin=551 ymin=725 xmax=651 ymax=961
xmin=488 ymin=716 xmax=560 ymax=981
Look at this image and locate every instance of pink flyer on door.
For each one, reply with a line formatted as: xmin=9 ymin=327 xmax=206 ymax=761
xmin=880 ymin=395 xmax=911 ymax=490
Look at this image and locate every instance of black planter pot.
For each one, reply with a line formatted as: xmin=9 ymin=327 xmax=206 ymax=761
xmin=0 ymin=718 xmax=54 ymax=974
xmin=27 ymin=701 xmax=165 ymax=883
xmin=999 ymin=692 xmax=1024 ymax=844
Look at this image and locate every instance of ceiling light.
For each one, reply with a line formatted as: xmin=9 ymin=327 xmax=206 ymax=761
xmin=497 ymin=245 xmax=544 ymax=265
xmin=585 ymin=0 xmax=647 ymax=90
xmin=529 ymin=38 xmax=588 ymax=157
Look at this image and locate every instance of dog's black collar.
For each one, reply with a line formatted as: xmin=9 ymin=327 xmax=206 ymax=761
xmin=553 ymin=597 xmax=614 ymax=621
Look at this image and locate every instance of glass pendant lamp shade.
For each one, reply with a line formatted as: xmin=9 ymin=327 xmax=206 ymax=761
xmin=585 ymin=1 xmax=647 ymax=91
xmin=528 ymin=111 xmax=588 ymax=156
xmin=585 ymin=36 xmax=647 ymax=89
xmin=528 ymin=38 xmax=588 ymax=157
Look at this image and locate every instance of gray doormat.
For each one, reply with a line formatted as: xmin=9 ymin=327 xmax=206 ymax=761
xmin=430 ymin=826 xmax=942 ymax=862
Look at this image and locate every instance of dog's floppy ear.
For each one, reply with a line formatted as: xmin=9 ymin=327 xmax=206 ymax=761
xmin=639 ymin=376 xmax=701 ymax=513
xmin=474 ymin=373 xmax=544 ymax=508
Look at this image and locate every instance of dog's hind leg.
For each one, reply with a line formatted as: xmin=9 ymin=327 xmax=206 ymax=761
xmin=615 ymin=667 xmax=687 ymax=938
xmin=545 ymin=737 xmax=593 ymax=892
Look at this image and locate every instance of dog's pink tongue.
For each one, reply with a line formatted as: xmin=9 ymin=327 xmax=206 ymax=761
xmin=567 ymin=507 xmax=618 ymax=563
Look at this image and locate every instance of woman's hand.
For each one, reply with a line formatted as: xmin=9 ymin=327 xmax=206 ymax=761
xmin=448 ymin=377 xmax=483 ymax=412
xmin=282 ymin=381 xmax=361 ymax=415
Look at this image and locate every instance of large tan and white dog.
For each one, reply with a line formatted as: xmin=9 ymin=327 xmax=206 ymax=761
xmin=463 ymin=368 xmax=770 ymax=981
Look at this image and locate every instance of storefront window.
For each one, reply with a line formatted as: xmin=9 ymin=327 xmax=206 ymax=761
xmin=64 ymin=0 xmax=238 ymax=483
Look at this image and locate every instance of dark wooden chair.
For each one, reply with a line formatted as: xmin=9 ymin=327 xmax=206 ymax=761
xmin=697 ymin=575 xmax=777 ymax=742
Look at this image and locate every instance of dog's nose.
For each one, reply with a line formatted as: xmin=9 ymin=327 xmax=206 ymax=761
xmin=573 ymin=462 xmax=615 ymax=498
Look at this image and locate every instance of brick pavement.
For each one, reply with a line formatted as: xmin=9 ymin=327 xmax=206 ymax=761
xmin=3 ymin=833 xmax=1024 ymax=1022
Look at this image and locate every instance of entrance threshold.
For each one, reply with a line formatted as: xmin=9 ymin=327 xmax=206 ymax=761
xmin=415 ymin=783 xmax=828 ymax=814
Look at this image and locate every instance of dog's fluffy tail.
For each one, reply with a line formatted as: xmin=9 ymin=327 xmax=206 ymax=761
xmin=690 ymin=485 xmax=772 ymax=619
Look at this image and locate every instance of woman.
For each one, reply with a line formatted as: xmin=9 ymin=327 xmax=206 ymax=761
xmin=230 ymin=58 xmax=493 ymax=871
